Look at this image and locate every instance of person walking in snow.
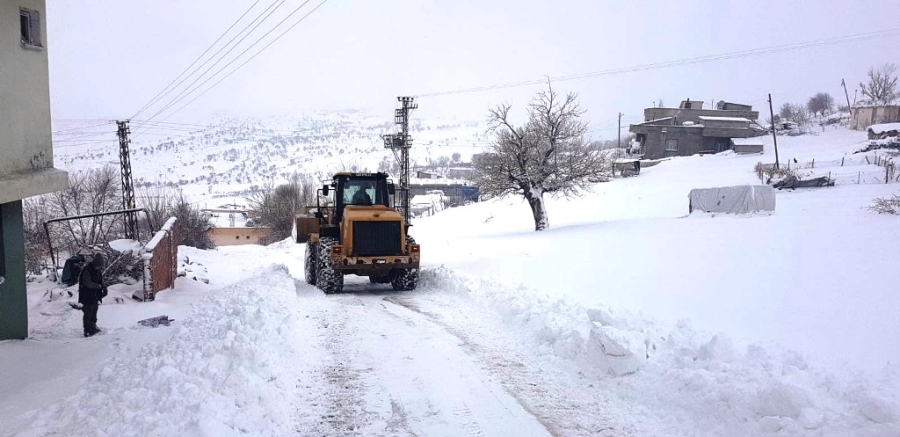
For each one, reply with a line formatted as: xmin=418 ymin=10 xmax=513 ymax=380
xmin=78 ymin=253 xmax=107 ymax=337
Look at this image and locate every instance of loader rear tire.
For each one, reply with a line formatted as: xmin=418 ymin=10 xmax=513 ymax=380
xmin=316 ymin=237 xmax=343 ymax=294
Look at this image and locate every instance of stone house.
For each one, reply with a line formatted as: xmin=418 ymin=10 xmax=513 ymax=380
xmin=629 ymin=100 xmax=767 ymax=159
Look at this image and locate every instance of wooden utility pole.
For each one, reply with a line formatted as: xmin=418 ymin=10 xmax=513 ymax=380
xmin=841 ymin=79 xmax=852 ymax=111
xmin=767 ymin=94 xmax=780 ymax=169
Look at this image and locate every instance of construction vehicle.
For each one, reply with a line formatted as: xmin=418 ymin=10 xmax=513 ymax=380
xmin=296 ymin=172 xmax=420 ymax=294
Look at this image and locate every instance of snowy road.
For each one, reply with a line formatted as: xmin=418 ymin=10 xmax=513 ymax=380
xmin=292 ymin=279 xmax=555 ymax=437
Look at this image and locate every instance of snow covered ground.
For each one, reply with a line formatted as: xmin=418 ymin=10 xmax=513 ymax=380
xmin=2 ymin=127 xmax=899 ymax=436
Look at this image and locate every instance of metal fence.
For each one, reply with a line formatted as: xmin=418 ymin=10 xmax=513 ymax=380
xmin=142 ymin=217 xmax=177 ymax=301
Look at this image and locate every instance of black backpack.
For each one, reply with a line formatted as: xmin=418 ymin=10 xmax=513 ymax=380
xmin=60 ymin=254 xmax=87 ymax=286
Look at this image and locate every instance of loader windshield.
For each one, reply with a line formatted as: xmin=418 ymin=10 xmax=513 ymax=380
xmin=339 ymin=177 xmax=390 ymax=208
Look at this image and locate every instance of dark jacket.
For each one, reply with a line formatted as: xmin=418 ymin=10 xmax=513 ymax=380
xmin=78 ymin=265 xmax=104 ymax=305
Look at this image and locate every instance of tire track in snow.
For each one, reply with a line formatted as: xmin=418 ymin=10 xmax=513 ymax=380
xmin=293 ymin=279 xmax=553 ymax=437
xmin=383 ymin=294 xmax=631 ymax=437
xmin=297 ymin=293 xmax=378 ymax=436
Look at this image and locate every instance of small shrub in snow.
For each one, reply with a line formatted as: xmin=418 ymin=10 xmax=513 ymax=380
xmin=754 ymin=162 xmax=798 ymax=184
xmin=870 ymin=194 xmax=900 ymax=215
xmin=171 ymin=196 xmax=215 ymax=249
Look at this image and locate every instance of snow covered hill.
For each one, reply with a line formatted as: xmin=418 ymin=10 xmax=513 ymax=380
xmin=53 ymin=111 xmax=488 ymax=208
xmin=3 ymin=126 xmax=899 ymax=436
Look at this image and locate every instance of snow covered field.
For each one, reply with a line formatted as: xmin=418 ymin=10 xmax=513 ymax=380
xmin=2 ymin=127 xmax=899 ymax=436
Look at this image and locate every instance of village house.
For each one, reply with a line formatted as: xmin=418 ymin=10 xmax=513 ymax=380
xmin=850 ymin=105 xmax=900 ymax=131
xmin=629 ymin=100 xmax=767 ymax=159
xmin=0 ymin=0 xmax=69 ymax=339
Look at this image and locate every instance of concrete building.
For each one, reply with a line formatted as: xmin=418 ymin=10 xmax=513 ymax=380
xmin=203 ymin=208 xmax=273 ymax=246
xmin=1 ymin=0 xmax=69 ymax=339
xmin=207 ymin=227 xmax=273 ymax=246
xmin=850 ymin=105 xmax=900 ymax=131
xmin=629 ymin=100 xmax=766 ymax=159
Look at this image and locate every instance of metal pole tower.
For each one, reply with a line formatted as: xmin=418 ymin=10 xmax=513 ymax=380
xmin=382 ymin=96 xmax=417 ymax=223
xmin=116 ymin=120 xmax=138 ymax=240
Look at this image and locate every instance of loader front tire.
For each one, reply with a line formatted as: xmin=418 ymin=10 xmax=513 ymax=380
xmin=390 ymin=236 xmax=419 ymax=291
xmin=316 ymin=237 xmax=343 ymax=294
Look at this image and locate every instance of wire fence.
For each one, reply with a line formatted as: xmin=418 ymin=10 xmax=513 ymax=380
xmin=778 ymin=154 xmax=893 ymax=170
xmin=756 ymin=155 xmax=898 ymax=186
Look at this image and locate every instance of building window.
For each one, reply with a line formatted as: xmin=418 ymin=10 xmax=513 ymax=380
xmin=19 ymin=8 xmax=42 ymax=47
xmin=665 ymin=139 xmax=678 ymax=151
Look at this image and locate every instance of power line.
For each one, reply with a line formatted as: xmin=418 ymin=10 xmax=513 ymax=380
xmin=52 ymin=122 xmax=111 ymax=134
xmin=131 ymin=120 xmax=211 ymax=128
xmin=52 ymin=131 xmax=118 ymax=142
xmin=130 ymin=0 xmax=265 ymax=120
xmin=53 ymin=140 xmax=119 ymax=149
xmin=150 ymin=0 xmax=329 ymax=125
xmin=136 ymin=0 xmax=295 ymax=129
xmin=416 ymin=28 xmax=900 ymax=98
xmin=131 ymin=0 xmax=283 ymax=123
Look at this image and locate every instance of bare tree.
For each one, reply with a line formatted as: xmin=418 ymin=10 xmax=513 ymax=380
xmin=778 ymin=103 xmax=810 ymax=126
xmin=22 ymin=197 xmax=52 ymax=275
xmin=807 ymin=92 xmax=835 ymax=117
xmin=246 ymin=172 xmax=316 ymax=242
xmin=474 ymin=81 xmax=609 ymax=231
xmin=47 ymin=166 xmax=123 ymax=253
xmin=860 ymin=63 xmax=898 ymax=105
xmin=170 ymin=195 xmax=214 ymax=249
xmin=436 ymin=156 xmax=451 ymax=175
xmin=137 ymin=185 xmax=181 ymax=232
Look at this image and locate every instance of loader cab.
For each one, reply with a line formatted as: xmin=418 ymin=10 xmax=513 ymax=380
xmin=327 ymin=173 xmax=395 ymax=225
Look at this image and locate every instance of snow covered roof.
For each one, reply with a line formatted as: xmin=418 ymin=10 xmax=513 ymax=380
xmin=411 ymin=194 xmax=441 ymax=205
xmin=634 ymin=117 xmax=674 ymax=125
xmin=206 ymin=210 xmax=250 ymax=228
xmin=697 ymin=116 xmax=751 ymax=122
xmin=867 ymin=123 xmax=900 ymax=134
xmin=731 ymin=137 xmax=764 ymax=146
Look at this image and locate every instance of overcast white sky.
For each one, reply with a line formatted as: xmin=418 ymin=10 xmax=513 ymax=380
xmin=47 ymin=0 xmax=900 ymax=139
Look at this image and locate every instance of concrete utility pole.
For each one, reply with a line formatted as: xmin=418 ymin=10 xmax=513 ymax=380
xmin=767 ymin=94 xmax=780 ymax=169
xmin=116 ymin=120 xmax=138 ymax=240
xmin=617 ymin=112 xmax=623 ymax=150
xmin=382 ymin=97 xmax=417 ymax=223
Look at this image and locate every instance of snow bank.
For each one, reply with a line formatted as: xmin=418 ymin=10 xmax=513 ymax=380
xmin=417 ymin=266 xmax=900 ymax=436
xmin=16 ymin=264 xmax=303 ymax=437
xmin=868 ymin=123 xmax=900 ymax=135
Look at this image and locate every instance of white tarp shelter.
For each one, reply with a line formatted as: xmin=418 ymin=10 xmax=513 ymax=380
xmin=688 ymin=185 xmax=775 ymax=214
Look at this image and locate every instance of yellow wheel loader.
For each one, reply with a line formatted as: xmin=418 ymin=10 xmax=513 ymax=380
xmin=296 ymin=172 xmax=420 ymax=294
